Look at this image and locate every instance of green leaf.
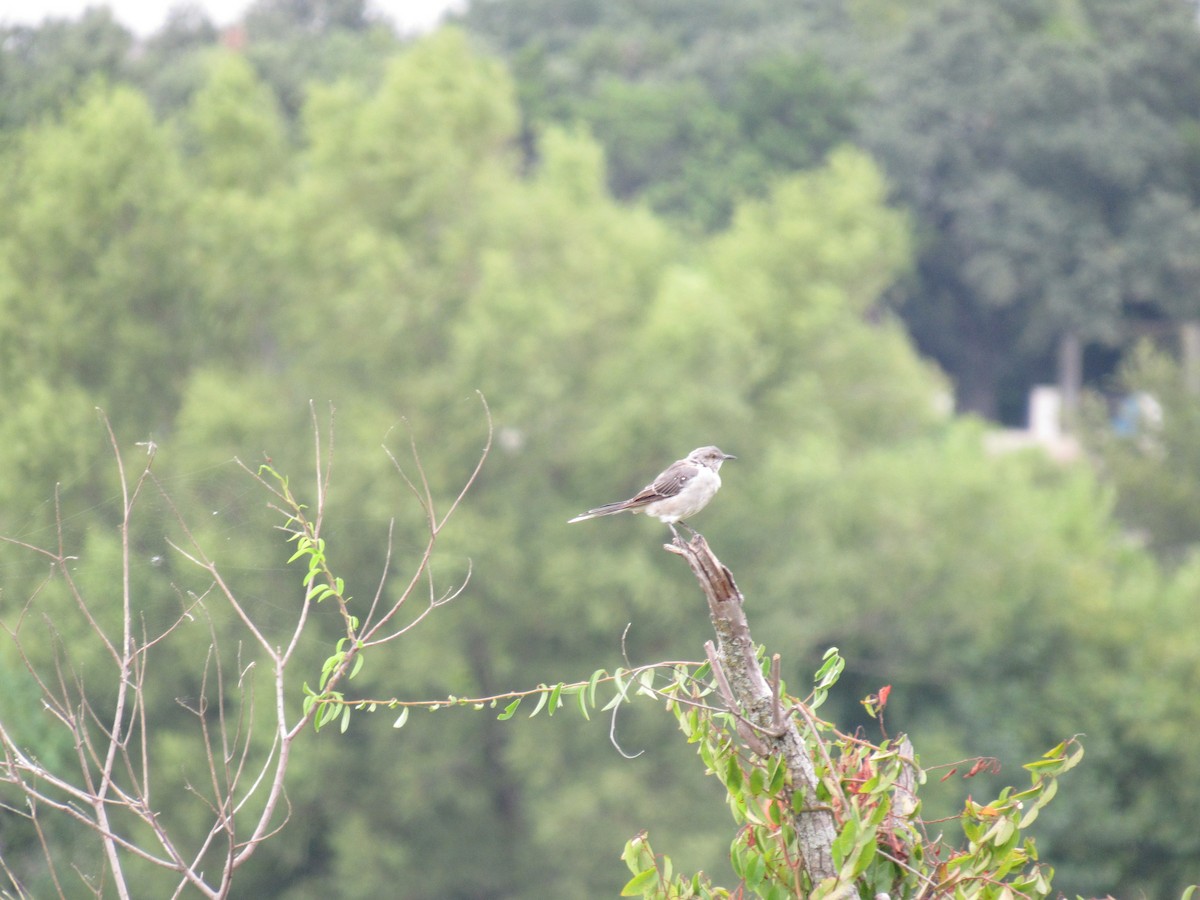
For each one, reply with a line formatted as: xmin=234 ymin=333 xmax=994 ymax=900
xmin=830 ymin=817 xmax=857 ymax=870
xmin=587 ymin=668 xmax=603 ymax=707
xmin=339 ymin=705 xmax=352 ymax=734
xmin=791 ymin=785 xmax=808 ymax=814
xmin=767 ymin=796 xmax=784 ymax=827
xmin=725 ymin=754 xmax=743 ymax=792
xmin=749 ymin=764 xmax=766 ymax=796
xmin=768 ymin=755 xmax=787 ymax=793
xmin=622 ymin=832 xmax=655 ymax=873
xmin=497 ymin=698 xmax=521 ymax=720
xmin=852 ymin=831 xmax=878 ymax=877
xmin=393 ymin=708 xmax=409 ymax=729
xmin=612 ymin=667 xmax=628 ymax=698
xmin=577 ymin=685 xmax=591 ymax=721
xmin=730 ymin=842 xmax=746 ymax=880
xmin=813 ymin=647 xmax=844 ymax=688
xmin=528 ymin=687 xmax=549 ymax=718
xmin=620 ymin=867 xmax=659 ymax=896
xmin=743 ymin=848 xmax=766 ymax=888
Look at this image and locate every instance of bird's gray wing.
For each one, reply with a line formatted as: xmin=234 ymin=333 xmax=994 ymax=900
xmin=625 ymin=460 xmax=697 ymax=504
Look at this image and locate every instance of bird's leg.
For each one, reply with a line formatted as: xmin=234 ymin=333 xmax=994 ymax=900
xmin=678 ymin=521 xmax=699 ymax=539
xmin=669 ymin=523 xmax=682 ymax=542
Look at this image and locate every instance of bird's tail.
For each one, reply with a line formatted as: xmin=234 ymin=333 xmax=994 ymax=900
xmin=567 ymin=501 xmax=635 ymax=523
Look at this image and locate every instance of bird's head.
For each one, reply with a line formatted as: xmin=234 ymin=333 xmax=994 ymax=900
xmin=689 ymin=446 xmax=736 ymax=470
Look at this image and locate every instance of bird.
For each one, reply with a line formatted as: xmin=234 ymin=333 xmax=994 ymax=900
xmin=568 ymin=446 xmax=736 ymax=529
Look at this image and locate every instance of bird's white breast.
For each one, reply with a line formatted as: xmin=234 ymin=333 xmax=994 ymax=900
xmin=643 ymin=468 xmax=722 ymax=524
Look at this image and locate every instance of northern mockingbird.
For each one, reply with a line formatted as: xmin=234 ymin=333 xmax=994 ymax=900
xmin=568 ymin=446 xmax=736 ymax=528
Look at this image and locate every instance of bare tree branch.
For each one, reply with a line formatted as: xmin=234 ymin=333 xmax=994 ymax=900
xmin=665 ymin=531 xmax=851 ymax=894
xmin=0 ymin=406 xmax=489 ymax=898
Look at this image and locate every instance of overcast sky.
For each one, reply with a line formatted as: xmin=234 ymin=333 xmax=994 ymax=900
xmin=0 ymin=0 xmax=462 ymax=35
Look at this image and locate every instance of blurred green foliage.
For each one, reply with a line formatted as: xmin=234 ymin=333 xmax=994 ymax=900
xmin=1084 ymin=342 xmax=1200 ymax=561
xmin=461 ymin=0 xmax=1200 ymax=422
xmin=0 ymin=4 xmax=1198 ymax=898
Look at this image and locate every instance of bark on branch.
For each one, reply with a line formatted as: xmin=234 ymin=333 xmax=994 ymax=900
xmin=666 ymin=532 xmax=853 ymax=895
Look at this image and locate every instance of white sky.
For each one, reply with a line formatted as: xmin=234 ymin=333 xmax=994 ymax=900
xmin=0 ymin=0 xmax=463 ymax=36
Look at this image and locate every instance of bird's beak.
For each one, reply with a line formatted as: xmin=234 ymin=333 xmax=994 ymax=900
xmin=724 ymin=453 xmax=737 ymax=460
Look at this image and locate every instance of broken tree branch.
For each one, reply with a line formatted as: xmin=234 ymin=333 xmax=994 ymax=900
xmin=665 ymin=532 xmax=852 ymax=894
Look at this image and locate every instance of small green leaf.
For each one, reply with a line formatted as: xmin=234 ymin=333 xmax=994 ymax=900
xmin=587 ymin=668 xmax=603 ymax=707
xmin=725 ymin=755 xmax=743 ymax=792
xmin=612 ymin=668 xmax=628 ymax=698
xmin=814 ymin=647 xmax=844 ymax=689
xmin=769 ymin=755 xmax=787 ymax=793
xmin=498 ymin=698 xmax=521 ymax=720
xmin=767 ymin=796 xmax=784 ymax=827
xmin=620 ymin=868 xmax=659 ymax=896
xmin=852 ymin=829 xmax=879 ymax=877
xmin=577 ymin=686 xmax=591 ymax=721
xmin=621 ymin=832 xmax=654 ymax=872
xmin=749 ymin=765 xmax=766 ymax=796
xmin=830 ymin=818 xmax=858 ymax=870
xmin=730 ymin=842 xmax=746 ymax=880
xmin=528 ymin=688 xmax=549 ymax=718
xmin=743 ymin=848 xmax=766 ymax=888
xmin=393 ymin=708 xmax=410 ymax=729
xmin=339 ymin=705 xmax=352 ymax=734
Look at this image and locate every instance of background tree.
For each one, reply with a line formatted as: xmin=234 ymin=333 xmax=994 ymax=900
xmin=0 ymin=9 xmax=132 ymax=132
xmin=461 ymin=0 xmax=1200 ymax=421
xmin=1084 ymin=342 xmax=1200 ymax=561
xmin=460 ymin=0 xmax=859 ymax=229
xmin=856 ymin=0 xmax=1200 ymax=420
xmin=0 ymin=83 xmax=200 ymax=434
